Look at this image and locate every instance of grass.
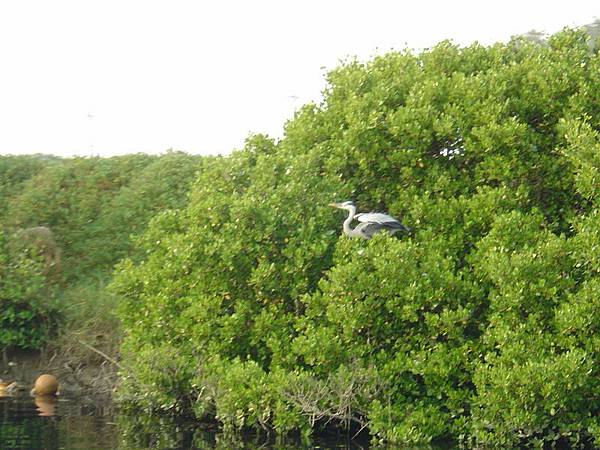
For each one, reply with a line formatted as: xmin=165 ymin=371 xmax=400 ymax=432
xmin=40 ymin=277 xmax=122 ymax=394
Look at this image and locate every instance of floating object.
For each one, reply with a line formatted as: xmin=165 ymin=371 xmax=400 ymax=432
xmin=30 ymin=374 xmax=59 ymax=396
xmin=0 ymin=380 xmax=18 ymax=396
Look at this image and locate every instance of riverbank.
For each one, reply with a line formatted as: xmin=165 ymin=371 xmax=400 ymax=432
xmin=0 ymin=346 xmax=118 ymax=398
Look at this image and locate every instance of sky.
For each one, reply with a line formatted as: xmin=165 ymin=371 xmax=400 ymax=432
xmin=0 ymin=1 xmax=598 ymax=157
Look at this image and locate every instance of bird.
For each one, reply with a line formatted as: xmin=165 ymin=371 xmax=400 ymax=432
xmin=329 ymin=201 xmax=410 ymax=239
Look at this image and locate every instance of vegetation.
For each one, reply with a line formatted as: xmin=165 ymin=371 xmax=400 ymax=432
xmin=0 ymin=154 xmax=61 ymax=224
xmin=0 ymin=230 xmax=59 ymax=350
xmin=110 ymin=28 xmax=600 ymax=447
xmin=2 ymin=25 xmax=600 ymax=447
xmin=0 ymin=152 xmax=204 ymax=372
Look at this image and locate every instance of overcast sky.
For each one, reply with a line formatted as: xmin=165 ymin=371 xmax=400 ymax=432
xmin=0 ymin=1 xmax=597 ymax=157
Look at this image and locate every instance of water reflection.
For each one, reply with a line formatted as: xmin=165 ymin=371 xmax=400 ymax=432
xmin=117 ymin=413 xmax=372 ymax=449
xmin=0 ymin=394 xmax=117 ymax=449
xmin=1 ymin=394 xmax=435 ymax=449
xmin=34 ymin=395 xmax=57 ymax=417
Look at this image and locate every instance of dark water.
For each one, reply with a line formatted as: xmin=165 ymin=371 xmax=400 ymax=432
xmin=0 ymin=394 xmax=373 ymax=449
xmin=0 ymin=394 xmax=118 ymax=449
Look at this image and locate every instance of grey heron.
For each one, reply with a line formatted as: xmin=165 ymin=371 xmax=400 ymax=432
xmin=329 ymin=201 xmax=410 ymax=239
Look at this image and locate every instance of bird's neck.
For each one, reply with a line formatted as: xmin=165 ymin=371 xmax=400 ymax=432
xmin=343 ymin=206 xmax=356 ymax=236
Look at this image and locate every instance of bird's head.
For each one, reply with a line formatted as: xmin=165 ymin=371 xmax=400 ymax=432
xmin=328 ymin=201 xmax=355 ymax=211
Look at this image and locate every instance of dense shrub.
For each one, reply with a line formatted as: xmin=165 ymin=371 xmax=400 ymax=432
xmin=109 ymin=27 xmax=600 ymax=446
xmin=2 ymin=152 xmax=204 ymax=280
xmin=0 ymin=152 xmax=204 ymax=354
xmin=87 ymin=151 xmax=208 ymax=269
xmin=0 ymin=155 xmax=59 ymax=224
xmin=4 ymin=154 xmax=155 ymax=280
xmin=0 ymin=230 xmax=59 ymax=350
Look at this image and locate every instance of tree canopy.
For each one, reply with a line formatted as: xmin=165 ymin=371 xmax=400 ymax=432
xmin=0 ymin=151 xmax=205 ymax=352
xmin=110 ymin=28 xmax=600 ymax=447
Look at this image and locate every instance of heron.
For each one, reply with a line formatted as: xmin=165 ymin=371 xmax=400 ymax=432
xmin=329 ymin=201 xmax=410 ymax=239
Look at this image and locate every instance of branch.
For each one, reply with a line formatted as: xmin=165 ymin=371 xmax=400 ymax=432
xmin=77 ymin=340 xmax=123 ymax=370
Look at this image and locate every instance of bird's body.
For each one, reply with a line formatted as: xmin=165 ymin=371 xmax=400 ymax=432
xmin=329 ymin=201 xmax=410 ymax=239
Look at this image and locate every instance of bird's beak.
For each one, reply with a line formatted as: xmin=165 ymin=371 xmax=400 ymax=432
xmin=328 ymin=202 xmax=340 ymax=208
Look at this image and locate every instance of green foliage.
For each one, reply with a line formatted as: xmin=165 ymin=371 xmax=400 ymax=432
xmin=0 ymin=231 xmax=59 ymax=349
xmin=560 ymin=118 xmax=600 ymax=201
xmin=91 ymin=151 xmax=208 ymax=268
xmin=2 ymin=153 xmax=204 ymax=280
xmin=113 ymin=26 xmax=600 ymax=446
xmin=471 ymin=349 xmax=598 ymax=448
xmin=0 ymin=154 xmax=59 ymax=223
xmin=4 ymin=154 xmax=155 ymax=279
xmin=117 ymin=342 xmax=197 ymax=414
xmin=0 ymin=152 xmax=204 ymax=362
xmin=197 ymin=357 xmax=275 ymax=432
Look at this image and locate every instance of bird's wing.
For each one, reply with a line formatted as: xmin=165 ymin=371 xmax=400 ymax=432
xmin=355 ymin=212 xmax=410 ymax=231
xmin=356 ymin=212 xmax=399 ymax=225
xmin=354 ymin=221 xmax=385 ymax=238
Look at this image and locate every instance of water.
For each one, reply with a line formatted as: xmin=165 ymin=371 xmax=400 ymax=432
xmin=0 ymin=393 xmax=373 ymax=449
xmin=0 ymin=394 xmax=118 ymax=449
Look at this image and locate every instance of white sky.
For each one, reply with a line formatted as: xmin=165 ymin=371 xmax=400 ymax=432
xmin=0 ymin=1 xmax=598 ymax=157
